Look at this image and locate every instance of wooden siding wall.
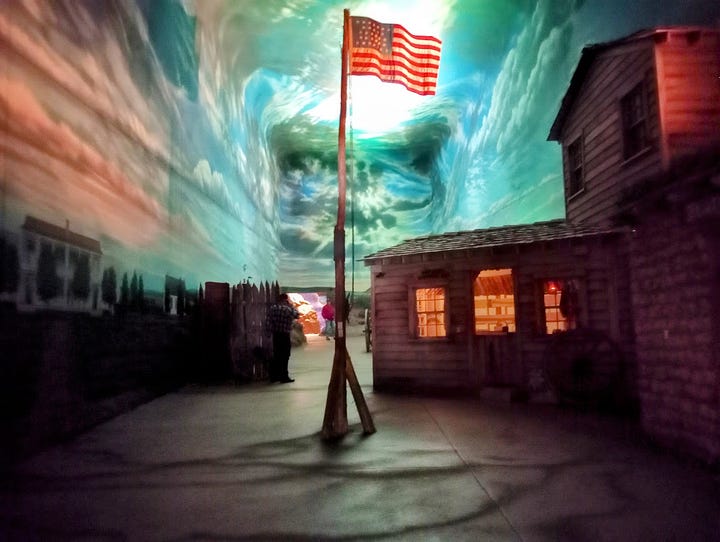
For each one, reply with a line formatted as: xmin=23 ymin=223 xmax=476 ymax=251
xmin=512 ymin=240 xmax=635 ymax=396
xmin=371 ymin=267 xmax=469 ymax=392
xmin=629 ymin=200 xmax=720 ymax=464
xmin=369 ymin=236 xmax=635 ymax=397
xmin=562 ymin=43 xmax=663 ymax=226
xmin=655 ymin=31 xmax=720 ymax=162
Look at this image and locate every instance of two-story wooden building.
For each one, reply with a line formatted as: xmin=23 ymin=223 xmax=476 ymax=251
xmin=548 ymin=26 xmax=720 ymax=226
xmin=549 ymin=26 xmax=720 ymax=463
xmin=364 ymin=27 xmax=720 ymax=463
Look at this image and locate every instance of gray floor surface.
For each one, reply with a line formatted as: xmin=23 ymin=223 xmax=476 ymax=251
xmin=2 ymin=328 xmax=719 ymax=541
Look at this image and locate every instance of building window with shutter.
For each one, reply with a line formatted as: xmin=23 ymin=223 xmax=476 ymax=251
xmin=567 ymin=137 xmax=584 ymax=196
xmin=621 ymin=82 xmax=650 ymax=159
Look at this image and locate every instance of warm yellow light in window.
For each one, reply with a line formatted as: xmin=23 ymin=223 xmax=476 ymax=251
xmin=416 ymin=287 xmax=446 ymax=337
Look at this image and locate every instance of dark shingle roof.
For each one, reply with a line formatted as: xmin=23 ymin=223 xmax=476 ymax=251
xmin=363 ymin=219 xmax=624 ymax=263
xmin=23 ymin=216 xmax=102 ymax=254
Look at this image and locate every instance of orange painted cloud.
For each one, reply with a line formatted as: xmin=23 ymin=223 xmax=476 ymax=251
xmin=0 ymin=75 xmax=167 ymax=248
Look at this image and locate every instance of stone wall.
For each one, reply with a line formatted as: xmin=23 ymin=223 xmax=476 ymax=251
xmin=629 ymin=210 xmax=720 ymax=465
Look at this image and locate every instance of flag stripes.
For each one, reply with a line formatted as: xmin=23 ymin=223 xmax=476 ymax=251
xmin=349 ymin=16 xmax=441 ymax=96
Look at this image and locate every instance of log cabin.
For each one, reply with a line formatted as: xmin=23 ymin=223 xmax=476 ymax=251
xmin=363 ymin=221 xmax=634 ymax=406
xmin=364 ymin=26 xmax=720 ymax=463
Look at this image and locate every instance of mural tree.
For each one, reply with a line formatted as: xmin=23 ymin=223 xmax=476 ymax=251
xmin=130 ymin=271 xmax=138 ymax=309
xmin=0 ymin=238 xmax=19 ymax=294
xmin=120 ymin=272 xmax=129 ymax=307
xmin=37 ymin=243 xmax=61 ymax=302
xmin=71 ymin=254 xmax=90 ymax=301
xmin=101 ymin=266 xmax=117 ymax=307
xmin=164 ymin=280 xmax=171 ymax=313
xmin=138 ymin=275 xmax=145 ymax=312
xmin=177 ymin=279 xmax=186 ymax=315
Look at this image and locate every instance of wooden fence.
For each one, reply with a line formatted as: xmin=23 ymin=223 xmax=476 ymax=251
xmin=230 ymin=281 xmax=280 ymax=380
xmin=201 ymin=280 xmax=280 ymax=381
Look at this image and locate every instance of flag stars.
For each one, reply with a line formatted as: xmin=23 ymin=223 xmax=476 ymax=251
xmin=353 ymin=17 xmax=392 ymax=55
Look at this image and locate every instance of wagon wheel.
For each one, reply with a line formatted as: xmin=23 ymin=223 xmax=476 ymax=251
xmin=543 ymin=328 xmax=623 ymax=405
xmin=363 ymin=308 xmax=372 ymax=353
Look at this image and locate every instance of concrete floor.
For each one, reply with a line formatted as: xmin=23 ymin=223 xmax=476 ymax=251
xmin=2 ymin=329 xmax=719 ymax=541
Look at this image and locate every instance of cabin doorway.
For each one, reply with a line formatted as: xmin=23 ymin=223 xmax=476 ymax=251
xmin=471 ymin=269 xmax=519 ymax=387
xmin=474 ymin=334 xmax=518 ymax=386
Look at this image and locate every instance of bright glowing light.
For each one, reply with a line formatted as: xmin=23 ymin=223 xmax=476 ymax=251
xmin=350 ymin=79 xmax=425 ymax=134
xmin=306 ymin=0 xmax=448 ymax=134
xmin=353 ymin=0 xmax=448 ymax=36
xmin=307 ymin=79 xmax=425 ymax=134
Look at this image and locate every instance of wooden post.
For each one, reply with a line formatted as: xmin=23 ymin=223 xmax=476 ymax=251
xmin=322 ymin=9 xmax=375 ymax=439
xmin=346 ymin=352 xmax=376 ymax=434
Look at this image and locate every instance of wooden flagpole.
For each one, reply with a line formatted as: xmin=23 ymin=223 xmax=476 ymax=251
xmin=321 ymin=9 xmax=375 ymax=440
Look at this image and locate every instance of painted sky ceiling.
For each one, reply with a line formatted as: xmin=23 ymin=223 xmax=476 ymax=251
xmin=1 ymin=1 xmax=719 ymax=293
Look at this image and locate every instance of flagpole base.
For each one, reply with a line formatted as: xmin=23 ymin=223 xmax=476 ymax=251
xmin=321 ymin=337 xmax=348 ymax=440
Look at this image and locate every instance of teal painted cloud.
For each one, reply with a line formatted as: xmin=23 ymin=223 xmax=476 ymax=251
xmin=1 ymin=0 xmax=718 ymax=294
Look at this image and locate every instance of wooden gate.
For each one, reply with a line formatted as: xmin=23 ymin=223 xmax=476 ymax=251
xmin=200 ymin=280 xmax=279 ymax=381
xmin=230 ymin=281 xmax=279 ymax=381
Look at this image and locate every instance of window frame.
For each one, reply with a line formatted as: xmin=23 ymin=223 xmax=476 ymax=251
xmin=407 ymin=280 xmax=449 ymax=340
xmin=566 ymin=136 xmax=585 ymax=197
xmin=536 ymin=277 xmax=583 ymax=336
xmin=620 ymin=82 xmax=650 ymax=160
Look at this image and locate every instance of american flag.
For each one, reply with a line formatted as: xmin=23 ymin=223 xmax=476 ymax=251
xmin=349 ymin=16 xmax=442 ymax=96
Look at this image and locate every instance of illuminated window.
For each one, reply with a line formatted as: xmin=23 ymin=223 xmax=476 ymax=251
xmin=621 ymin=83 xmax=650 ymax=159
xmin=415 ymin=287 xmax=446 ymax=338
xmin=567 ymin=137 xmax=584 ymax=195
xmin=473 ymin=269 xmax=516 ymax=333
xmin=542 ymin=279 xmax=579 ymax=334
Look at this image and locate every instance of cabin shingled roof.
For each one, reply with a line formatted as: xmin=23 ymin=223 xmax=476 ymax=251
xmin=22 ymin=216 xmax=103 ymax=254
xmin=362 ymin=219 xmax=624 ymax=263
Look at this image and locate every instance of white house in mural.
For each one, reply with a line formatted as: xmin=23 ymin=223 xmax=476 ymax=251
xmin=18 ymin=216 xmax=103 ymax=313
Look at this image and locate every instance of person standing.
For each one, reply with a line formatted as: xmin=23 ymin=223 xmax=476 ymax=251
xmin=265 ymin=293 xmax=300 ymax=383
xmin=321 ymin=300 xmax=335 ymax=341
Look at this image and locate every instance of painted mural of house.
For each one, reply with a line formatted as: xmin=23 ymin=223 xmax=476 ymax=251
xmin=364 ymin=27 xmax=720 ymax=463
xmin=18 ymin=216 xmax=103 ymax=313
xmin=164 ymin=275 xmax=186 ymax=315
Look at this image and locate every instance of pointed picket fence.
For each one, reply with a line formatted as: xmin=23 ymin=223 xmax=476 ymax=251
xmin=199 ymin=280 xmax=280 ymax=382
xmin=229 ymin=281 xmax=280 ymax=381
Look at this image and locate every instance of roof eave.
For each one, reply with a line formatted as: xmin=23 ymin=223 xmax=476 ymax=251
xmin=363 ymin=226 xmax=627 ymax=265
xmin=548 ymin=27 xmax=684 ymax=142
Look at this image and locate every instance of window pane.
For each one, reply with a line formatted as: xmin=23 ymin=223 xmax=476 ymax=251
xmin=415 ymin=287 xmax=447 ymax=338
xmin=622 ymin=83 xmax=649 ymax=158
xmin=541 ymin=279 xmax=579 ymax=334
